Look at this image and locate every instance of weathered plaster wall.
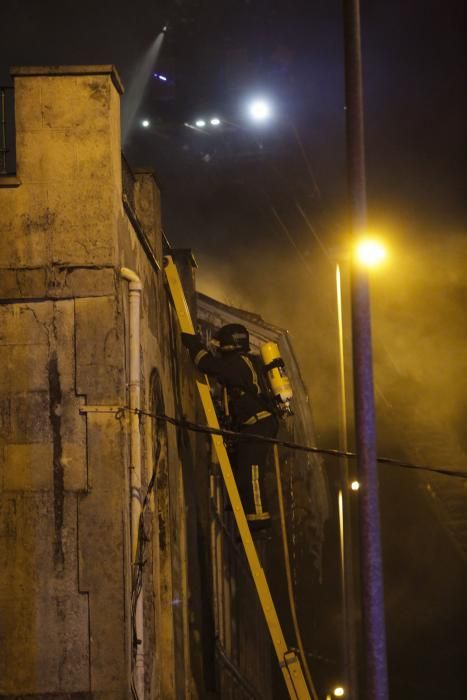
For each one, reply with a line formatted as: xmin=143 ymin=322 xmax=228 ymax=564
xmin=0 ymin=64 xmax=273 ymax=700
xmin=0 ymin=67 xmax=122 ymax=278
xmin=0 ymin=66 xmax=190 ymax=698
xmin=0 ymin=302 xmax=90 ymax=695
xmin=116 ymin=179 xmax=213 ymax=695
xmin=0 ymin=66 xmax=131 ymax=698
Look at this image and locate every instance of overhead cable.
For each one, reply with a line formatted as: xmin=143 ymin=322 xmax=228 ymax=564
xmin=113 ymin=406 xmax=467 ymax=480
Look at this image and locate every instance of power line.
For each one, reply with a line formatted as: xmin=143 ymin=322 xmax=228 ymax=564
xmin=114 ymin=406 xmax=467 ymax=480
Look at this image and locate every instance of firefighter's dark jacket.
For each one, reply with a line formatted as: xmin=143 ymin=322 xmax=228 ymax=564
xmin=182 ymin=333 xmax=273 ymax=426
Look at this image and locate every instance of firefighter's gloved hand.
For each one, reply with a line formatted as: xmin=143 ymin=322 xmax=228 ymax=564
xmin=181 ymin=332 xmax=201 ymax=352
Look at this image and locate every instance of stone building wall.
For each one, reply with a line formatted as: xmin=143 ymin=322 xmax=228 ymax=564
xmin=0 ymin=65 xmax=193 ymax=699
xmin=0 ymin=64 xmax=275 ymax=700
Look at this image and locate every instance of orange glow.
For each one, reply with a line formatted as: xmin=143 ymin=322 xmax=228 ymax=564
xmin=355 ymin=239 xmax=386 ymax=267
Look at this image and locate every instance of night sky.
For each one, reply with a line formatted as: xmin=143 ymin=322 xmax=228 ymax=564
xmin=2 ymin=1 xmax=467 ymax=698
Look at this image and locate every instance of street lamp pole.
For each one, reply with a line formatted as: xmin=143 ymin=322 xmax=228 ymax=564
xmin=336 ymin=262 xmax=359 ymax=700
xmin=342 ymin=1 xmax=389 ymax=699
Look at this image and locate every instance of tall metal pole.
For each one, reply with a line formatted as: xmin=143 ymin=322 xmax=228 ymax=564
xmin=336 ymin=263 xmax=359 ymax=700
xmin=342 ymin=1 xmax=389 ymax=699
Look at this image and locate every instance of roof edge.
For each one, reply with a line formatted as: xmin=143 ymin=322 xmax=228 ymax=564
xmin=10 ymin=65 xmax=124 ymax=94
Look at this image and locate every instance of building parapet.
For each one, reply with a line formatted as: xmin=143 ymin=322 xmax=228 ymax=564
xmin=10 ymin=64 xmax=124 ymax=95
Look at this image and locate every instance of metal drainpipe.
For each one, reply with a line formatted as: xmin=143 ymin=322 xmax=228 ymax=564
xmin=120 ymin=267 xmax=144 ymax=699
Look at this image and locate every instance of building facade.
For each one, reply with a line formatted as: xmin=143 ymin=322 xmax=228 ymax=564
xmin=0 ymin=65 xmax=327 ymax=699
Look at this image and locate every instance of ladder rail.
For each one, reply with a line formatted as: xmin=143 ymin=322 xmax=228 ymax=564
xmin=164 ymin=256 xmax=315 ymax=700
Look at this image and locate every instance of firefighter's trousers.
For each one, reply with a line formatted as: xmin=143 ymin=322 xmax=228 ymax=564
xmin=235 ymin=414 xmax=279 ymax=527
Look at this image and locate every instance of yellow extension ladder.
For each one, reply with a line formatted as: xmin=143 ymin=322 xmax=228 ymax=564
xmin=165 ymin=255 xmax=314 ymax=700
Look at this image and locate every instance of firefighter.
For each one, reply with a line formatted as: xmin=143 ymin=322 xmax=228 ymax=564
xmin=181 ymin=324 xmax=279 ymax=532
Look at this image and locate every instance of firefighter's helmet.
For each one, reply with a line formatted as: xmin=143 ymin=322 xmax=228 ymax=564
xmin=216 ymin=324 xmax=250 ymax=352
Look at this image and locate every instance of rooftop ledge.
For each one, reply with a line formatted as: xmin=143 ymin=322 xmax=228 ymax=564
xmin=10 ymin=65 xmax=124 ymax=94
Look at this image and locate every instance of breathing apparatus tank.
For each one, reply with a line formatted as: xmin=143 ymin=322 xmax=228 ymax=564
xmin=260 ymin=341 xmax=293 ymax=415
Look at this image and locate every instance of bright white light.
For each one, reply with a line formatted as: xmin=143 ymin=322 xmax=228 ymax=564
xmin=210 ymin=117 xmax=221 ymax=126
xmin=195 ymin=119 xmax=206 ymax=128
xmin=158 ymin=74 xmax=167 ymax=81
xmin=248 ymin=98 xmax=272 ymax=122
xmin=334 ymin=688 xmax=345 ymax=698
xmin=356 ymin=239 xmax=386 ymax=267
xmin=141 ymin=119 xmax=150 ymax=128
xmin=351 ymin=481 xmax=360 ymax=491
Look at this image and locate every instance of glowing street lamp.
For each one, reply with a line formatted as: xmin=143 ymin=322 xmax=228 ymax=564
xmin=355 ymin=239 xmax=386 ymax=267
xmin=247 ymin=97 xmax=272 ymax=122
xmin=351 ymin=481 xmax=360 ymax=491
xmin=189 ymin=118 xmax=220 ymax=128
xmin=326 ymin=689 xmax=345 ymax=700
xmin=141 ymin=119 xmax=150 ymax=128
